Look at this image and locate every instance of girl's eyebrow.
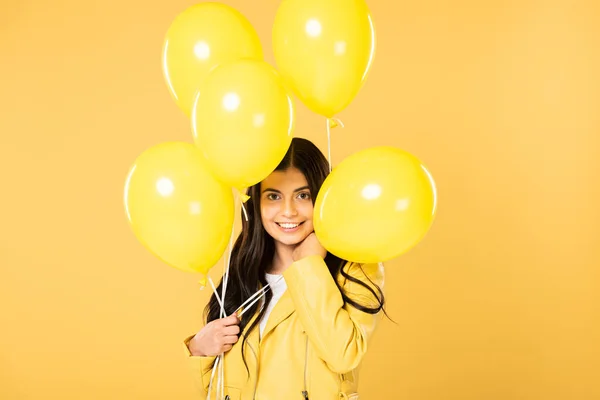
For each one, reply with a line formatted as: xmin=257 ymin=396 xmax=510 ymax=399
xmin=262 ymin=186 xmax=310 ymax=194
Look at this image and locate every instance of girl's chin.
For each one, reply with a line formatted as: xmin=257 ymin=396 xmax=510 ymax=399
xmin=274 ymin=236 xmax=305 ymax=247
xmin=269 ymin=230 xmax=310 ymax=247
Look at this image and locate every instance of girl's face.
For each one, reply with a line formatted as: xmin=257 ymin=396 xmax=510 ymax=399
xmin=260 ymin=167 xmax=314 ymax=247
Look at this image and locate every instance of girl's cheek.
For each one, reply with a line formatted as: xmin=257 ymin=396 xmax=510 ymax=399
xmin=261 ymin=204 xmax=277 ymax=217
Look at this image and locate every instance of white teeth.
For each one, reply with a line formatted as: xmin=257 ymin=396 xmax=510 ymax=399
xmin=278 ymin=223 xmax=299 ymax=229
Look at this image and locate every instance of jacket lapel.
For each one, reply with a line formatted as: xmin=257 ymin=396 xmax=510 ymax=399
xmin=260 ymin=289 xmax=295 ymax=341
xmin=244 ymin=311 xmax=260 ymax=352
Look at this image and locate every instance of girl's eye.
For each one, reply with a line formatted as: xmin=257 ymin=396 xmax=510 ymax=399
xmin=266 ymin=193 xmax=280 ymax=201
xmin=298 ymin=192 xmax=311 ymax=200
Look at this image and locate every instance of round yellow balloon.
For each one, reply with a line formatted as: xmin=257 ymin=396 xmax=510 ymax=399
xmin=192 ymin=59 xmax=294 ymax=190
xmin=124 ymin=142 xmax=234 ymax=275
xmin=162 ymin=3 xmax=263 ymax=117
xmin=272 ymin=0 xmax=375 ymax=117
xmin=314 ymin=147 xmax=437 ymax=263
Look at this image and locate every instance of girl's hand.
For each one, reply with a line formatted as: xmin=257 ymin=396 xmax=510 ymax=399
xmin=292 ymin=232 xmax=327 ymax=261
xmin=188 ymin=314 xmax=240 ymax=356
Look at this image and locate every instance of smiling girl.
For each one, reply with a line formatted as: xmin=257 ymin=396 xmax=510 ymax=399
xmin=184 ymin=137 xmax=385 ymax=400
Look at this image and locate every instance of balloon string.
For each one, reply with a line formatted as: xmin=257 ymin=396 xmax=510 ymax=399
xmin=234 ymin=280 xmax=278 ymax=317
xmin=235 ymin=188 xmax=250 ymax=222
xmin=326 ymin=117 xmax=345 ymax=173
xmin=208 ymin=277 xmax=225 ymax=314
xmin=206 ymin=277 xmax=280 ymax=400
xmin=241 ymin=200 xmax=249 ymax=222
xmin=206 ymin=275 xmax=223 ymax=400
xmin=207 ymin=277 xmax=226 ymax=400
xmin=216 ymin=226 xmax=234 ymax=399
xmin=221 ymin=225 xmax=234 ymax=318
xmin=207 ymin=210 xmax=281 ymax=400
xmin=207 ymin=355 xmax=220 ymax=400
xmin=326 ymin=118 xmax=332 ymax=173
xmin=218 ymin=354 xmax=224 ymax=400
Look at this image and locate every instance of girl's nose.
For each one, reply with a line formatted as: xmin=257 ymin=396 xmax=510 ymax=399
xmin=282 ymin=199 xmax=298 ymax=217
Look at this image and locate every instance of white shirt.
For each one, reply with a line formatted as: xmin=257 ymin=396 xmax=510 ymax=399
xmin=259 ymin=273 xmax=288 ymax=338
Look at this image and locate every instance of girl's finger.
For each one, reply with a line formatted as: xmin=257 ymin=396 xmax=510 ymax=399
xmin=222 ymin=344 xmax=233 ymax=352
xmin=223 ymin=325 xmax=240 ymax=336
xmin=223 ymin=335 xmax=239 ymax=345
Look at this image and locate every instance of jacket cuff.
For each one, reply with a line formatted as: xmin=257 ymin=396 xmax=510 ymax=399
xmin=183 ymin=334 xmax=196 ymax=357
xmin=183 ymin=334 xmax=215 ymax=395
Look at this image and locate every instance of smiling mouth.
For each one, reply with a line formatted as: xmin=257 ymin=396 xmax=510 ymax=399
xmin=276 ymin=222 xmax=304 ymax=229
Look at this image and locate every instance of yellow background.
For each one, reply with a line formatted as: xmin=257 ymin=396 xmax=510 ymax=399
xmin=1 ymin=0 xmax=599 ymax=399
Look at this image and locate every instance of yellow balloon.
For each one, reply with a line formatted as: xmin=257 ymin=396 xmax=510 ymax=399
xmin=192 ymin=59 xmax=294 ymax=190
xmin=314 ymin=147 xmax=437 ymax=263
xmin=162 ymin=3 xmax=263 ymax=117
xmin=272 ymin=0 xmax=375 ymax=117
xmin=124 ymin=142 xmax=234 ymax=275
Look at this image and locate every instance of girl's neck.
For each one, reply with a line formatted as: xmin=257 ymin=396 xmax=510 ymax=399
xmin=267 ymin=241 xmax=295 ymax=275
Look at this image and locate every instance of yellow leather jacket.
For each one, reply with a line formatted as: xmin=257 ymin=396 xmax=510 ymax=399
xmin=183 ymin=255 xmax=385 ymax=400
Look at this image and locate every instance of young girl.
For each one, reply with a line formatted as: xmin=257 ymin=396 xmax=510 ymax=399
xmin=184 ymin=138 xmax=385 ymax=400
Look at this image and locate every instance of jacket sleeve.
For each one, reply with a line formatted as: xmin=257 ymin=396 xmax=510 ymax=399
xmin=283 ymin=255 xmax=385 ymax=373
xmin=182 ymin=335 xmax=215 ymax=398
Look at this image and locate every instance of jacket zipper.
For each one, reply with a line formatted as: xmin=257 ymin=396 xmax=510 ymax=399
xmin=302 ymin=334 xmax=309 ymax=400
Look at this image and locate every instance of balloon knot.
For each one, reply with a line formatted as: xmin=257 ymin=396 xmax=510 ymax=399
xmin=328 ymin=117 xmax=345 ymax=129
xmin=198 ymin=276 xmax=207 ymax=288
xmin=236 ymin=188 xmax=250 ymax=203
